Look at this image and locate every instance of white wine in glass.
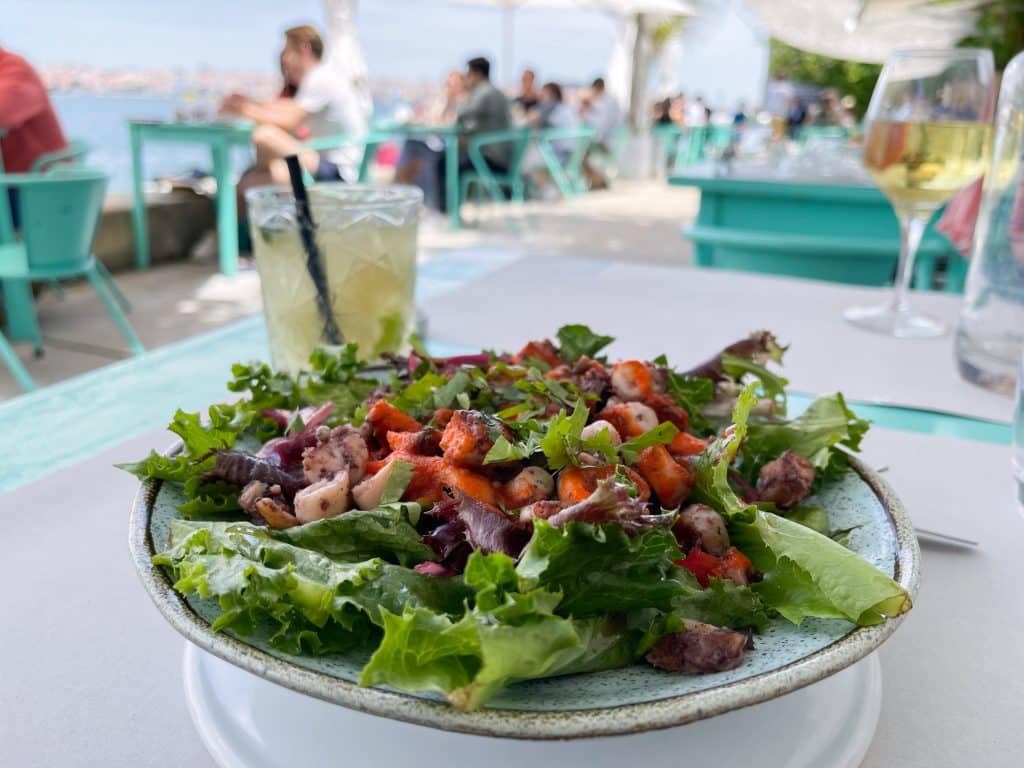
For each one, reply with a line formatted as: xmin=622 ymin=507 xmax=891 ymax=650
xmin=845 ymin=49 xmax=995 ymax=338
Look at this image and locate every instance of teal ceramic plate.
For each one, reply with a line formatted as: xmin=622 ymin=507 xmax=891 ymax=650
xmin=130 ymin=448 xmax=919 ymax=740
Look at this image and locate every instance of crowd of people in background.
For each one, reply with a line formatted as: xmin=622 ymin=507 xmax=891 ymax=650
xmin=392 ymin=57 xmax=624 ymax=207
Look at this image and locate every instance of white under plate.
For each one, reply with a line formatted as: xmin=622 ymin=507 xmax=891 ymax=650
xmin=182 ymin=642 xmax=882 ymax=768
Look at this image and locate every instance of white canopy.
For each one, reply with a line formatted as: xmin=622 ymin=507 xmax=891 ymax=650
xmin=745 ymin=0 xmax=982 ymax=64
xmin=322 ymin=0 xmax=372 ymax=132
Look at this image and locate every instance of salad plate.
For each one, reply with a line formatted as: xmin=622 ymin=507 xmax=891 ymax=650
xmin=127 ymin=327 xmax=920 ymax=739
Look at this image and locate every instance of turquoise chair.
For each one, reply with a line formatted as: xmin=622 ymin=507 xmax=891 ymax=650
xmin=459 ymin=128 xmax=533 ymax=208
xmin=535 ymin=126 xmax=595 ymax=198
xmin=590 ymin=124 xmax=630 ymax=182
xmin=652 ymin=123 xmax=683 ymax=170
xmin=797 ymin=126 xmax=849 ymax=144
xmin=23 ymin=140 xmax=130 ymax=313
xmin=303 ymin=132 xmax=386 ymax=184
xmin=671 ymin=126 xmax=709 ymax=169
xmin=0 ymin=169 xmax=144 ymax=391
xmin=30 ymin=139 xmax=91 ymax=172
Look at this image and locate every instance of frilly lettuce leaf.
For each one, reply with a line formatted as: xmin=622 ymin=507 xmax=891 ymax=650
xmin=154 ymin=521 xmax=470 ymax=653
xmin=731 ymin=511 xmax=912 ymax=625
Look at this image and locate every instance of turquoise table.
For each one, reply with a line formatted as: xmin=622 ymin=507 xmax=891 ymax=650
xmin=375 ymin=123 xmax=466 ymax=229
xmin=670 ymin=168 xmax=958 ymax=288
xmin=129 ymin=121 xmax=253 ymax=276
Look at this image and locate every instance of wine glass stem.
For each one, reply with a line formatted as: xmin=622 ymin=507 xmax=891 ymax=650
xmin=892 ymin=214 xmax=928 ymax=315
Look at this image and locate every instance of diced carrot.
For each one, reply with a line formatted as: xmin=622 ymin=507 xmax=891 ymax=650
xmin=432 ymin=408 xmax=455 ymax=428
xmin=386 ymin=428 xmax=441 ymax=455
xmin=366 ymin=400 xmax=422 ymax=440
xmin=669 ymin=431 xmax=708 ymax=457
xmin=512 ymin=339 xmax=564 ymax=368
xmin=442 ymin=464 xmax=498 ymax=506
xmin=439 ymin=410 xmax=501 ymax=469
xmin=636 ymin=445 xmax=693 ymax=508
xmin=557 ymin=465 xmax=650 ymax=505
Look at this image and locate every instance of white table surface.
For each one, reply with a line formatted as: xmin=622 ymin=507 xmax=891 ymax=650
xmin=421 ymin=256 xmax=1012 ymax=424
xmin=1 ymin=424 xmax=1021 ymax=767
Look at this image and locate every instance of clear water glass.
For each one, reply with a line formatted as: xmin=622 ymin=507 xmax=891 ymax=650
xmin=1014 ymin=353 xmax=1024 ymax=508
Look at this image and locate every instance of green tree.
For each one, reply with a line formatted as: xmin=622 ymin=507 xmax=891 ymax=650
xmin=956 ymin=1 xmax=1024 ymax=69
xmin=768 ymin=40 xmax=882 ymax=117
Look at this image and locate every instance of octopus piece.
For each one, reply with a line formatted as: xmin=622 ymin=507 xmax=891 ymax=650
xmin=570 ymin=356 xmax=611 ymax=401
xmin=598 ymin=401 xmax=660 ymax=439
xmin=254 ymin=495 xmax=300 ymax=530
xmin=646 ymin=620 xmax=751 ymax=673
xmin=439 ymin=410 xmax=511 ymax=470
xmin=294 ymin=473 xmax=350 ymax=524
xmin=301 ymin=425 xmax=368 ymax=485
xmin=352 ymin=461 xmax=397 ymax=510
xmin=610 ymin=360 xmax=659 ymax=400
xmin=208 ymin=451 xmax=304 ymax=498
xmin=635 ymin=445 xmax=694 ymax=508
xmin=674 ymin=503 xmax=730 ymax=556
xmin=499 ymin=466 xmax=554 ymax=509
xmin=756 ymin=450 xmax=816 ymax=509
xmin=518 ymin=500 xmax=564 ymax=523
xmin=580 ymin=419 xmax=622 ymax=447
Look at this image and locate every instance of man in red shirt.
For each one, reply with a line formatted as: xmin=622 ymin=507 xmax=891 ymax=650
xmin=0 ymin=47 xmax=68 ymax=225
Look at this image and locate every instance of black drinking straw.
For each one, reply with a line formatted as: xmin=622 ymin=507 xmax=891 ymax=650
xmin=284 ymin=155 xmax=342 ymax=344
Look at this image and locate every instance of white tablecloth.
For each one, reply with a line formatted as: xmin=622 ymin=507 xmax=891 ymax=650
xmin=422 ymin=256 xmax=1012 ymax=424
xmin=1 ymin=422 xmax=1021 ymax=766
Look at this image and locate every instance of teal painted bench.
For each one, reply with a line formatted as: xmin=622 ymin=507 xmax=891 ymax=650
xmin=669 ymin=170 xmax=964 ymax=290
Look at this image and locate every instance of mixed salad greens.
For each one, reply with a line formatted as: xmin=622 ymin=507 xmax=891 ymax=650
xmin=122 ymin=326 xmax=911 ymax=710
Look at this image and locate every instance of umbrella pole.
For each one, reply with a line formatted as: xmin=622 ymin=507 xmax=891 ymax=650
xmin=502 ymin=4 xmax=515 ymax=86
xmin=629 ymin=13 xmax=647 ymax=131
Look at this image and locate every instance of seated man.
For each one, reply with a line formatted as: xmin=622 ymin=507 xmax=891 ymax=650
xmin=224 ymin=25 xmax=366 ymax=192
xmin=0 ymin=46 xmax=69 ymax=227
xmin=437 ymin=56 xmax=511 ymax=211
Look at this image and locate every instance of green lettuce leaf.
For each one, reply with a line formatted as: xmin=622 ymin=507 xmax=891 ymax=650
xmin=663 ymin=369 xmax=715 ymax=434
xmin=155 ymin=521 xmax=470 ymax=653
xmin=516 ymin=520 xmax=684 ymax=616
xmin=556 ymin=324 xmax=614 ymax=362
xmin=730 ymin=510 xmax=912 ymax=625
xmin=672 ymin=574 xmax=772 ymax=632
xmin=271 ymin=505 xmax=432 ymax=567
xmin=692 ymin=383 xmax=760 ymax=518
xmin=618 ymin=422 xmax=680 ymax=464
xmin=538 ymin=399 xmax=590 ymax=470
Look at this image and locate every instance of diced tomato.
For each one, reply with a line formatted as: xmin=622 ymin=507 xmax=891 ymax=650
xmin=677 ymin=546 xmax=753 ymax=588
xmin=678 ymin=548 xmax=721 ymax=588
xmin=512 ymin=339 xmax=565 ymax=368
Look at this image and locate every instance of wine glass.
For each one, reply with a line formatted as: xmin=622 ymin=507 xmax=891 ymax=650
xmin=845 ymin=48 xmax=995 ymax=337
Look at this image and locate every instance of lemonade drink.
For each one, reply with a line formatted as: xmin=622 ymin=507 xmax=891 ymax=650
xmin=247 ymin=184 xmax=422 ymax=373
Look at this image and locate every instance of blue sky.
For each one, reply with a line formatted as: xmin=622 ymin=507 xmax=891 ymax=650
xmin=4 ymin=0 xmax=618 ymax=84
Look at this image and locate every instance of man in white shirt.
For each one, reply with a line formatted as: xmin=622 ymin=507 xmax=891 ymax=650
xmin=222 ymin=25 xmax=366 ymax=187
